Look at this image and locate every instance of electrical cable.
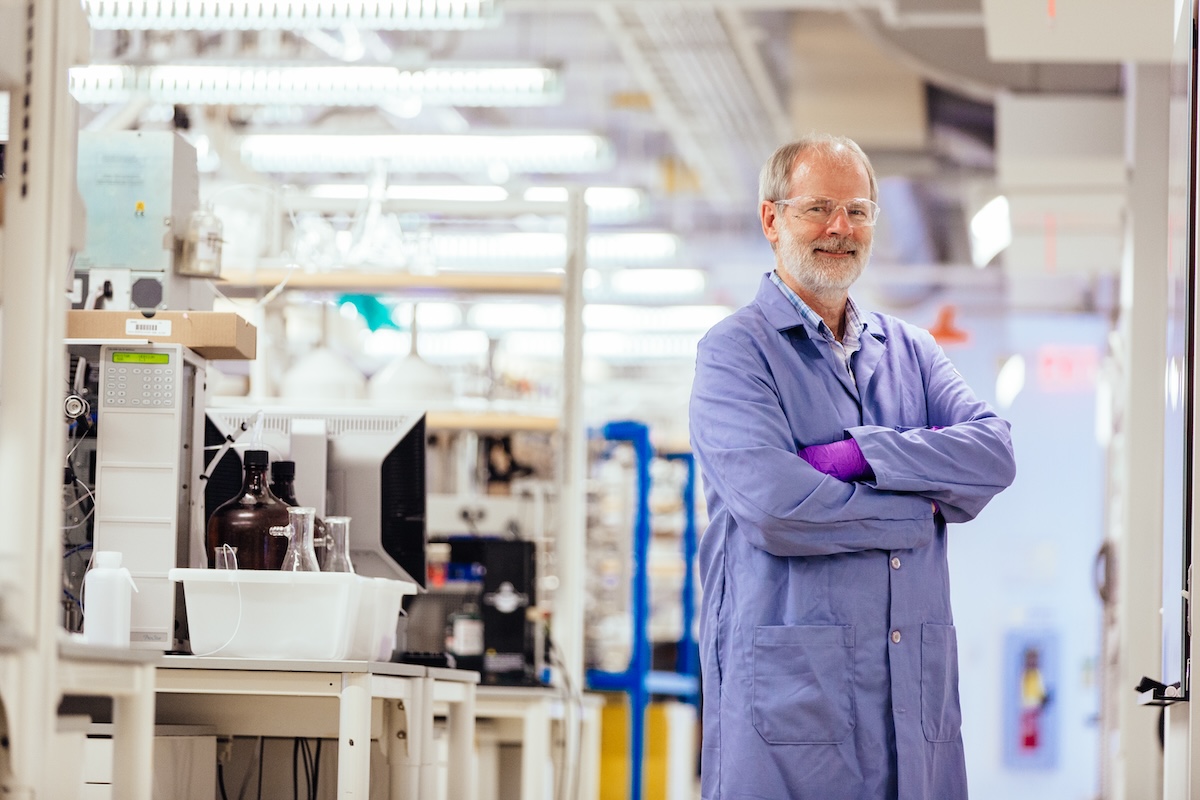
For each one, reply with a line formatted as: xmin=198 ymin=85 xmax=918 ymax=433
xmin=545 ymin=628 xmax=585 ymax=800
xmin=63 ymin=542 xmax=93 ymax=559
xmin=218 ymin=762 xmax=230 ymax=800
xmin=304 ymin=739 xmax=316 ymax=800
xmin=257 ymin=738 xmax=265 ymax=800
xmin=292 ymin=737 xmax=300 ymax=800
xmin=312 ymin=739 xmax=322 ymax=798
xmin=235 ymin=737 xmax=263 ymax=800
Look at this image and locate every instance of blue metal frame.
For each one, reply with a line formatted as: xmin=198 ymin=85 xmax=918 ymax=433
xmin=585 ymin=420 xmax=700 ymax=800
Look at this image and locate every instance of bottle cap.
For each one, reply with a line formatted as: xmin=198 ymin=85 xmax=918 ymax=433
xmin=271 ymin=460 xmax=296 ymax=481
xmin=244 ymin=450 xmax=269 ymax=468
xmin=93 ymin=551 xmax=122 ymax=568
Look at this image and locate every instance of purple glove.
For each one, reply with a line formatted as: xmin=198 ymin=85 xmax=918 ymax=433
xmin=797 ymin=438 xmax=874 ymax=482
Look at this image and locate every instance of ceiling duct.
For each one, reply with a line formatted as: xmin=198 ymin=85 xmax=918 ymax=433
xmin=982 ymin=0 xmax=1173 ymax=64
xmin=595 ymin=4 xmax=791 ymax=209
xmin=994 ymin=93 xmax=1126 ymax=311
xmin=787 ymin=12 xmax=928 ymax=150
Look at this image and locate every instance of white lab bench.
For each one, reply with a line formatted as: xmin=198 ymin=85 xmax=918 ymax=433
xmin=56 ymin=641 xmax=159 ymax=800
xmin=153 ymin=656 xmax=478 ymax=799
xmin=472 ymin=685 xmax=604 ymax=800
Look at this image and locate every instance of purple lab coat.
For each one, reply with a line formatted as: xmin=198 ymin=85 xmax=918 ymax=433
xmin=688 ymin=274 xmax=1015 ymax=800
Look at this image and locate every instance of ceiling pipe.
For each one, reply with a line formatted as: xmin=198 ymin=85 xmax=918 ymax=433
xmin=518 ymin=0 xmax=985 ymax=28
xmin=718 ymin=8 xmax=793 ymax=145
xmin=844 ymin=8 xmax=999 ymax=104
xmin=876 ymin=0 xmax=984 ymax=30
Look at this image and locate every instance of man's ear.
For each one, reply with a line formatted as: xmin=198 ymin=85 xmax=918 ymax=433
xmin=760 ymin=200 xmax=781 ymax=247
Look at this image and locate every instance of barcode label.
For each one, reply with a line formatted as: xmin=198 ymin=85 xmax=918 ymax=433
xmin=124 ymin=319 xmax=171 ymax=336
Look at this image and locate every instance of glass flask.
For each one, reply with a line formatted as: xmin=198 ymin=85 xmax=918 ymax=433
xmin=271 ymin=459 xmax=328 ymax=557
xmin=322 ymin=516 xmax=355 ymax=573
xmin=272 ymin=506 xmax=321 ymax=572
xmin=206 ymin=449 xmax=290 ymax=570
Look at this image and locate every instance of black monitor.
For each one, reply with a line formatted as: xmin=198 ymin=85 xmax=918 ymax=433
xmin=204 ymin=405 xmax=427 ymax=588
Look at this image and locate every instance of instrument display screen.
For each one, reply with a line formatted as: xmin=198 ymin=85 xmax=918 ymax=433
xmin=111 ymin=351 xmax=170 ymax=365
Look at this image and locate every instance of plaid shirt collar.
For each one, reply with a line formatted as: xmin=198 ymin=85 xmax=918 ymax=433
xmin=769 ymin=270 xmax=865 ymax=351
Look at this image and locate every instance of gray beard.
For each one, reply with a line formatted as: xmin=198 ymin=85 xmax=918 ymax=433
xmin=777 ymin=228 xmax=870 ymax=296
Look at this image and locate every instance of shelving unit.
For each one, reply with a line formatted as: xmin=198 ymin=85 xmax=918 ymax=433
xmin=0 ymin=2 xmax=157 ymax=797
xmin=215 ymin=194 xmax=591 ymax=691
xmin=585 ymin=420 xmax=699 ymax=800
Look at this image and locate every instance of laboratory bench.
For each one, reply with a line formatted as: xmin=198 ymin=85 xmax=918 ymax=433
xmin=50 ymin=650 xmax=608 ymax=799
xmin=153 ymin=656 xmax=478 ymax=799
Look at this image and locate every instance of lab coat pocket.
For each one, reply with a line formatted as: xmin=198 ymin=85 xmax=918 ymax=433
xmin=751 ymin=624 xmax=855 ymax=745
xmin=921 ymin=622 xmax=963 ymax=742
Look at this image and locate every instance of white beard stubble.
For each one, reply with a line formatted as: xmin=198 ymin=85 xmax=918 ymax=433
xmin=776 ymin=222 xmax=871 ymax=297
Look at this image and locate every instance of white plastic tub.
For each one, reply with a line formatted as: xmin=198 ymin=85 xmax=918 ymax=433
xmin=345 ymin=576 xmax=410 ymax=661
xmin=170 ymin=569 xmax=418 ymax=661
xmin=169 ymin=568 xmax=362 ymax=660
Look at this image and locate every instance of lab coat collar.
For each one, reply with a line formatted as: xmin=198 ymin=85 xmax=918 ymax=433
xmin=755 ymin=272 xmax=889 ymax=346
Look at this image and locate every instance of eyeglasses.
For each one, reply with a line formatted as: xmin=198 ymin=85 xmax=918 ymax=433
xmin=774 ymin=196 xmax=880 ymax=228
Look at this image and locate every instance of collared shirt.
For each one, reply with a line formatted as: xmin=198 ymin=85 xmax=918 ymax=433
xmin=769 ymin=270 xmax=864 ymax=386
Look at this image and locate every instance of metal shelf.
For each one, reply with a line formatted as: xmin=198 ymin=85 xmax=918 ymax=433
xmin=217 ymin=268 xmax=564 ymax=297
xmin=425 ymin=408 xmax=558 ymax=432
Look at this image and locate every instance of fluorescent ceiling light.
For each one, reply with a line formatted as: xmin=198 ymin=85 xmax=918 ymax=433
xmin=307 ymin=184 xmax=508 ymax=202
xmin=584 ymin=304 xmax=729 ymax=332
xmin=468 ymin=303 xmax=563 ymax=331
xmin=461 ymin=302 xmax=727 ymax=333
xmin=430 ymin=232 xmax=678 ymax=269
xmin=84 ymin=0 xmax=501 ymax=31
xmin=609 ymin=268 xmax=705 ymax=297
xmin=523 ymin=186 xmax=645 ymax=216
xmin=69 ymin=64 xmax=561 ymax=107
xmin=501 ymin=331 xmax=706 ymax=361
xmin=240 ymin=133 xmax=614 ymax=174
xmin=995 ymin=353 xmax=1025 ymax=409
xmin=969 ymin=195 xmax=1012 ymax=268
xmin=362 ymin=328 xmax=490 ymax=360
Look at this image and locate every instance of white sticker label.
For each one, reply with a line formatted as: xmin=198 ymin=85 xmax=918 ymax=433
xmin=124 ymin=319 xmax=171 ymax=337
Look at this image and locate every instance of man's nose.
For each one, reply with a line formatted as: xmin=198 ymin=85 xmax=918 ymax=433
xmin=824 ymin=207 xmax=853 ymax=235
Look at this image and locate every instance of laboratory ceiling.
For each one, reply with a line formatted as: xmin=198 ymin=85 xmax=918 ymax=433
xmin=76 ymin=0 xmax=1136 ymax=310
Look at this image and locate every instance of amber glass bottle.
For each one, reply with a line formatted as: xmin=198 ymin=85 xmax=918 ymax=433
xmin=206 ymin=450 xmax=290 ymax=570
xmin=269 ymin=460 xmax=299 ymax=505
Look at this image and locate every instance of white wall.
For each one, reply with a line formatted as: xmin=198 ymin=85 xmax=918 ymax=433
xmin=946 ymin=309 xmax=1107 ymax=800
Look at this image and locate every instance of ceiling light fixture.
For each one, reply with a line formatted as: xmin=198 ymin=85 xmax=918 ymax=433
xmin=523 ymin=186 xmax=645 ymax=217
xmin=69 ymin=64 xmax=562 ymax=107
xmin=306 ymin=184 xmax=509 ymax=202
xmin=430 ymin=231 xmax=678 ymax=270
xmin=84 ymin=0 xmax=501 ymax=31
xmin=969 ymin=195 xmax=1012 ymax=268
xmin=240 ymin=133 xmax=614 ymax=174
xmin=608 ymin=268 xmax=705 ymax=297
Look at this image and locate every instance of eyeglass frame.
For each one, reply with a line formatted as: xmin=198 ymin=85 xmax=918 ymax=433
xmin=772 ymin=195 xmax=881 ymax=228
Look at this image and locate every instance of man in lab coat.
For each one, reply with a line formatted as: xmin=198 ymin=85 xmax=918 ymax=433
xmin=688 ymin=134 xmax=1016 ymax=800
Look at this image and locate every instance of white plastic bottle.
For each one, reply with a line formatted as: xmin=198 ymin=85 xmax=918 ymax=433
xmin=83 ymin=551 xmax=138 ymax=648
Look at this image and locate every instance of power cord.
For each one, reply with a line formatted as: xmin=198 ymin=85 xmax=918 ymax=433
xmin=545 ymin=629 xmax=585 ymax=800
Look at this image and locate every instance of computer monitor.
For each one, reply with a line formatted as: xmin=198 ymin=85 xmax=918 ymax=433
xmin=204 ymin=405 xmax=427 ymax=588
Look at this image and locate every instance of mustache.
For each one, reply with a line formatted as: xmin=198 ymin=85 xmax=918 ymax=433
xmin=811 ymin=237 xmax=857 ymax=253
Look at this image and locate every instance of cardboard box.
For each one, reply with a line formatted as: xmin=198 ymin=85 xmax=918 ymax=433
xmin=66 ymin=310 xmax=256 ymax=360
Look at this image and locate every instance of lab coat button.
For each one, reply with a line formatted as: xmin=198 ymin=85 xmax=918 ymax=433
xmin=891 ymin=630 xmax=902 ymax=644
xmin=890 ymin=557 xmax=901 ymax=569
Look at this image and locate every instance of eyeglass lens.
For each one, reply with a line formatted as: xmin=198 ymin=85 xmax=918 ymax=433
xmin=779 ymin=197 xmax=878 ymax=227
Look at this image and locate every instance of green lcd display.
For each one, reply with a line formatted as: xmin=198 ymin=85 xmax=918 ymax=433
xmin=111 ymin=352 xmax=170 ymax=365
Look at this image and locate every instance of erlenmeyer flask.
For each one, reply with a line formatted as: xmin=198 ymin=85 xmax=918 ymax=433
xmin=271 ymin=506 xmax=320 ymax=572
xmin=322 ymin=516 xmax=355 ymax=573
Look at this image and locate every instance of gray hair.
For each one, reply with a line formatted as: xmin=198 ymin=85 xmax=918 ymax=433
xmin=758 ymin=134 xmax=878 ymax=204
